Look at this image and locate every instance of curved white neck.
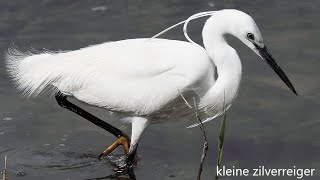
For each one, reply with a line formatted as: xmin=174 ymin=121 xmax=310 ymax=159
xmin=199 ymin=16 xmax=242 ymax=115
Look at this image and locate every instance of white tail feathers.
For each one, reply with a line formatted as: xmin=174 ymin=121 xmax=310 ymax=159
xmin=5 ymin=46 xmax=62 ymax=97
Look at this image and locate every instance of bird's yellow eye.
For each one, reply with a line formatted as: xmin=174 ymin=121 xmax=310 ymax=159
xmin=247 ymin=33 xmax=255 ymax=41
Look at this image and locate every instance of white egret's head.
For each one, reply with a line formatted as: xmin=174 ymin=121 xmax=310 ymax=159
xmin=210 ymin=9 xmax=297 ymax=95
xmin=221 ymin=10 xmax=265 ymax=56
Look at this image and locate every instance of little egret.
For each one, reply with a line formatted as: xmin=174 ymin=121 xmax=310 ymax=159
xmin=5 ymin=9 xmax=297 ymax=169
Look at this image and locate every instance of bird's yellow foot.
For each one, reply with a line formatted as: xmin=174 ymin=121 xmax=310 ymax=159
xmin=98 ymin=135 xmax=130 ymax=160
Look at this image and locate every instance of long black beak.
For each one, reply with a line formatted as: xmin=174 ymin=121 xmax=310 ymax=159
xmin=254 ymin=44 xmax=297 ymax=95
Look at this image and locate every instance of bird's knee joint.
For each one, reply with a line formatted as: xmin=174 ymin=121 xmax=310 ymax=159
xmin=55 ymin=93 xmax=68 ymax=107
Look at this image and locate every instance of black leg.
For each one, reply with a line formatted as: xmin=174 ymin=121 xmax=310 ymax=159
xmin=113 ymin=144 xmax=138 ymax=177
xmin=126 ymin=145 xmax=138 ymax=166
xmin=127 ymin=168 xmax=136 ymax=180
xmin=55 ymin=92 xmax=136 ymax=178
xmin=55 ymin=92 xmax=125 ymax=138
xmin=115 ymin=153 xmax=137 ymax=180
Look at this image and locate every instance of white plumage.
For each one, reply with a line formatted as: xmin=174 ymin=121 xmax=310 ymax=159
xmin=5 ymin=10 xmax=296 ymax=165
xmin=3 ymin=9 xmax=263 ymax=125
xmin=6 ymin=39 xmax=217 ymax=119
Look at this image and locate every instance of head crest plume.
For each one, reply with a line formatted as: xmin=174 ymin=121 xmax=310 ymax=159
xmin=151 ymin=11 xmax=215 ymax=46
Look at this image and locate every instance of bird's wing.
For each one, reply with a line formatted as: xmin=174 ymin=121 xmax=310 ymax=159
xmin=70 ymin=39 xmax=214 ymax=115
xmin=6 ymin=38 xmax=215 ymax=115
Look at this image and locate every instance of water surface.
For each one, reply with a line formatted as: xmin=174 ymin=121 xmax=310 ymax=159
xmin=0 ymin=0 xmax=319 ymax=179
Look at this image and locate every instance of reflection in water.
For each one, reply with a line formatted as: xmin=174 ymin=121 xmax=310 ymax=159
xmin=18 ymin=150 xmax=136 ymax=179
xmin=105 ymin=154 xmax=136 ymax=180
xmin=85 ymin=174 xmax=131 ymax=180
